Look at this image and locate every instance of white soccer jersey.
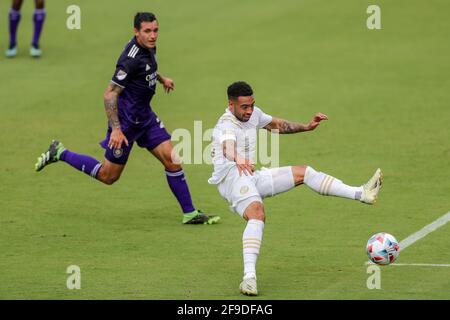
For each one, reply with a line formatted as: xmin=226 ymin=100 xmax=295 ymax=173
xmin=208 ymin=106 xmax=273 ymax=185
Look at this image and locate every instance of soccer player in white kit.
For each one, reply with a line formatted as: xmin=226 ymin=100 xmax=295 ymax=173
xmin=208 ymin=81 xmax=383 ymax=296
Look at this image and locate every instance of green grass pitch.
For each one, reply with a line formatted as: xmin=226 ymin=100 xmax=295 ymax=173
xmin=0 ymin=0 xmax=449 ymax=299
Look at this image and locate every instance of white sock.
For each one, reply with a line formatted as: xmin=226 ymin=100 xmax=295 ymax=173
xmin=242 ymin=219 xmax=264 ymax=279
xmin=303 ymin=166 xmax=363 ymax=200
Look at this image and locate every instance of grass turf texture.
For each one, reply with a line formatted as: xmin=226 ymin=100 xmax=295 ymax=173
xmin=0 ymin=0 xmax=449 ymax=299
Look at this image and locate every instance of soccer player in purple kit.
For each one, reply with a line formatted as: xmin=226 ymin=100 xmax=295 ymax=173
xmin=35 ymin=12 xmax=220 ymax=225
xmin=6 ymin=0 xmax=46 ymax=58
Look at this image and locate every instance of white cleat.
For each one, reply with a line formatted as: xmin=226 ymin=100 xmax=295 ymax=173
xmin=239 ymin=276 xmax=258 ymax=296
xmin=360 ymin=168 xmax=383 ymax=205
xmin=30 ymin=46 xmax=42 ymax=58
xmin=5 ymin=46 xmax=18 ymax=58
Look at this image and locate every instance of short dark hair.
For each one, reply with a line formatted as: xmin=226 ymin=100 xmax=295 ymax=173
xmin=134 ymin=12 xmax=157 ymax=30
xmin=227 ymin=81 xmax=253 ymax=99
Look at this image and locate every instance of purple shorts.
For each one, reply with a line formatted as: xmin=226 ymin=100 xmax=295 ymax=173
xmin=100 ymin=115 xmax=171 ymax=165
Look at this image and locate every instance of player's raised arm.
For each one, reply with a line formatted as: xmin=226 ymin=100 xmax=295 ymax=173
xmin=103 ymin=83 xmax=129 ymax=149
xmin=264 ymin=112 xmax=328 ymax=134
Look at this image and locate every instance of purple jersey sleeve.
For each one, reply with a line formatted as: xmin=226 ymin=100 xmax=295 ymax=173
xmin=111 ymin=56 xmax=139 ymax=88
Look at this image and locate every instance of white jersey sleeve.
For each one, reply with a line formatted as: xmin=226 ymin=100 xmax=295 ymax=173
xmin=217 ymin=122 xmax=237 ymax=143
xmin=253 ymin=106 xmax=273 ymax=128
xmin=208 ymin=119 xmax=239 ymax=185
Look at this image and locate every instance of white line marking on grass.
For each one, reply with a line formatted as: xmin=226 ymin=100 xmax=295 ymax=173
xmin=365 ymin=261 xmax=450 ymax=268
xmin=399 ymin=211 xmax=450 ymax=251
xmin=390 ymin=263 xmax=450 ymax=267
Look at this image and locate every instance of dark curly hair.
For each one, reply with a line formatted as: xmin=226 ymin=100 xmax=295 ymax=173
xmin=227 ymin=81 xmax=253 ymax=99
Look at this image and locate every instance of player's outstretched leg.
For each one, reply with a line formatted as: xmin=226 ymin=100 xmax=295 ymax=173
xmin=300 ymin=166 xmax=382 ymax=204
xmin=35 ymin=140 xmax=103 ymax=179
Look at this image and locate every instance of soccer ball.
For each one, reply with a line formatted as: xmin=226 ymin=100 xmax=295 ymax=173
xmin=366 ymin=232 xmax=400 ymax=265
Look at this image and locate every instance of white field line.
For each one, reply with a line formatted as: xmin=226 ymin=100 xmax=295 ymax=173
xmin=390 ymin=263 xmax=450 ymax=267
xmin=365 ymin=211 xmax=450 ymax=268
xmin=399 ymin=211 xmax=450 ymax=251
xmin=365 ymin=261 xmax=450 ymax=268
xmin=365 ymin=261 xmax=450 ymax=267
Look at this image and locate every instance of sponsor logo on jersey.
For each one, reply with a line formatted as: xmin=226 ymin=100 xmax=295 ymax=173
xmin=146 ymin=71 xmax=158 ymax=87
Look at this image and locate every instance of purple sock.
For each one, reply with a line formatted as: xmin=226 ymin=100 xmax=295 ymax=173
xmin=32 ymin=9 xmax=46 ymax=48
xmin=60 ymin=150 xmax=102 ymax=179
xmin=8 ymin=9 xmax=21 ymax=49
xmin=165 ymin=169 xmax=195 ymax=213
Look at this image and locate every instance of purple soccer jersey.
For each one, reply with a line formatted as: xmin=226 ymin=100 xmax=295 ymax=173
xmin=111 ymin=37 xmax=159 ymax=126
xmin=100 ymin=37 xmax=171 ymax=165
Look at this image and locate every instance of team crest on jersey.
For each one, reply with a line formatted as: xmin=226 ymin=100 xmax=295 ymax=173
xmin=116 ymin=70 xmax=127 ymax=81
xmin=240 ymin=185 xmax=249 ymax=195
xmin=113 ymin=148 xmax=123 ymax=158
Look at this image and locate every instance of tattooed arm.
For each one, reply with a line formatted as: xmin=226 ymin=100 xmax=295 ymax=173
xmin=264 ymin=113 xmax=328 ymax=134
xmin=103 ymin=83 xmax=129 ymax=149
xmin=104 ymin=83 xmax=123 ymax=129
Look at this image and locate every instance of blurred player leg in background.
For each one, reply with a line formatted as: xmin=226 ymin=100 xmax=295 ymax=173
xmin=6 ymin=0 xmax=46 ymax=58
xmin=31 ymin=0 xmax=45 ymax=57
xmin=6 ymin=0 xmax=22 ymax=57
